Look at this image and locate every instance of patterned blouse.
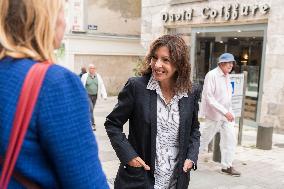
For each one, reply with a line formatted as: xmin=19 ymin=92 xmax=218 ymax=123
xmin=146 ymin=76 xmax=188 ymax=189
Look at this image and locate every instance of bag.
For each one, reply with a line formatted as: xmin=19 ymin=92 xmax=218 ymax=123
xmin=0 ymin=62 xmax=51 ymax=189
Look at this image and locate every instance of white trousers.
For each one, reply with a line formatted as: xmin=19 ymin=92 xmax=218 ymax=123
xmin=199 ymin=119 xmax=237 ymax=169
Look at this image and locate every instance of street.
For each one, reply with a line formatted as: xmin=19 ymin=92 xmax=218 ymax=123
xmin=94 ymin=97 xmax=284 ymax=189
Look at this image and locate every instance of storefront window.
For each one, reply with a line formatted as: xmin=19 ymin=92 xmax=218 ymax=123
xmin=168 ymin=28 xmax=264 ymax=121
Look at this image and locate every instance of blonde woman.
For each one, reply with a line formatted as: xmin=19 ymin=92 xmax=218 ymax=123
xmin=0 ymin=0 xmax=109 ymax=188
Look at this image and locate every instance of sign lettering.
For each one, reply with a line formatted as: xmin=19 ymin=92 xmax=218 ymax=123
xmin=163 ymin=3 xmax=270 ymax=23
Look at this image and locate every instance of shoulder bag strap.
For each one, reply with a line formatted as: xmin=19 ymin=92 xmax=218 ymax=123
xmin=0 ymin=62 xmax=51 ymax=189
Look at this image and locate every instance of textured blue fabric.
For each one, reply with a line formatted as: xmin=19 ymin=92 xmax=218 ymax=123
xmin=0 ymin=57 xmax=109 ymax=189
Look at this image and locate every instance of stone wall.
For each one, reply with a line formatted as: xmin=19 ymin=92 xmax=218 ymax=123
xmin=63 ymin=1 xmax=145 ymax=97
xmin=87 ymin=0 xmax=141 ymax=36
xmin=259 ymin=0 xmax=284 ymax=132
xmin=75 ymin=55 xmax=142 ymax=95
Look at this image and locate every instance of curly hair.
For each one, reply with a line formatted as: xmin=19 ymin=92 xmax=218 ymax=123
xmin=139 ymin=34 xmax=192 ymax=94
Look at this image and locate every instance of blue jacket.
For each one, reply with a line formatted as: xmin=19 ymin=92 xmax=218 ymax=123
xmin=0 ymin=57 xmax=109 ymax=189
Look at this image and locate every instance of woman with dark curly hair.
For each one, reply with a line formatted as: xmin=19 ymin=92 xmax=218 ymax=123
xmin=105 ymin=35 xmax=200 ymax=189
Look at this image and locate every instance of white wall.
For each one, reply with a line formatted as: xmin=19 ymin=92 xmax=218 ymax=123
xmin=59 ymin=34 xmax=146 ymax=72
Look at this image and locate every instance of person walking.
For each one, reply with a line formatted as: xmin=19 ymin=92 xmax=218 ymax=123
xmin=0 ymin=0 xmax=109 ymax=188
xmin=81 ymin=64 xmax=107 ymax=130
xmin=79 ymin=66 xmax=87 ymax=78
xmin=199 ymin=53 xmax=241 ymax=177
xmin=105 ymin=35 xmax=200 ymax=189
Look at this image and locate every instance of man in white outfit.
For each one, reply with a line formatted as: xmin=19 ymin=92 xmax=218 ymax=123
xmin=81 ymin=64 xmax=107 ymax=130
xmin=199 ymin=53 xmax=240 ymax=176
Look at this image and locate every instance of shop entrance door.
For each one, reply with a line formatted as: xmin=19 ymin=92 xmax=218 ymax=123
xmin=195 ymin=31 xmax=264 ymax=122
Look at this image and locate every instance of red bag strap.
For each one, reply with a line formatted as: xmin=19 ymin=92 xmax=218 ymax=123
xmin=0 ymin=62 xmax=51 ymax=189
xmin=0 ymin=157 xmax=40 ymax=189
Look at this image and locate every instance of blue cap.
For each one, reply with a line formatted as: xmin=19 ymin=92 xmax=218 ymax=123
xmin=218 ymin=53 xmax=236 ymax=64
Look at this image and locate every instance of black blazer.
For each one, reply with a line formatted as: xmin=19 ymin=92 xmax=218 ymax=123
xmin=105 ymin=75 xmax=201 ymax=189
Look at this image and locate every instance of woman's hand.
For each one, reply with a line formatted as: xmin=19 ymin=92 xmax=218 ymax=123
xmin=128 ymin=157 xmax=150 ymax=170
xmin=183 ymin=159 xmax=193 ymax=173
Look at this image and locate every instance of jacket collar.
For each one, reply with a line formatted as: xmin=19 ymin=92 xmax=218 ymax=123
xmin=216 ymin=66 xmax=230 ymax=78
xmin=146 ymin=75 xmax=188 ymax=102
xmin=149 ymin=89 xmax=157 ymax=176
xmin=147 ymin=75 xmax=191 ymax=175
xmin=88 ymin=72 xmax=97 ymax=77
xmin=217 ymin=66 xmax=225 ymax=76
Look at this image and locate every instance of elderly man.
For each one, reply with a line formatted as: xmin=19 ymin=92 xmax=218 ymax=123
xmin=199 ymin=53 xmax=240 ymax=176
xmin=81 ymin=64 xmax=107 ymax=130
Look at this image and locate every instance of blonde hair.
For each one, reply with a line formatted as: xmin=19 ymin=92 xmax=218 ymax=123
xmin=0 ymin=0 xmax=64 ymax=62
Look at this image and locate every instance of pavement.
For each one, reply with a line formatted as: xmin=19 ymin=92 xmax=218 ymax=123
xmin=94 ymin=97 xmax=284 ymax=189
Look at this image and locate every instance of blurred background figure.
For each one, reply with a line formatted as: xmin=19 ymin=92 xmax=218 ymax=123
xmin=79 ymin=66 xmax=87 ymax=78
xmin=81 ymin=64 xmax=107 ymax=130
xmin=199 ymin=53 xmax=240 ymax=177
xmin=0 ymin=0 xmax=109 ymax=188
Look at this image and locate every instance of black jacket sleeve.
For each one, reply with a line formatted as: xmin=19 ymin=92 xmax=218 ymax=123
xmin=104 ymin=78 xmax=138 ymax=165
xmin=186 ymin=88 xmax=201 ymax=170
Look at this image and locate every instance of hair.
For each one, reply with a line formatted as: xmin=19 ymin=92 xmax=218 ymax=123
xmin=0 ymin=0 xmax=64 ymax=62
xmin=89 ymin=64 xmax=95 ymax=68
xmin=139 ymin=34 xmax=192 ymax=94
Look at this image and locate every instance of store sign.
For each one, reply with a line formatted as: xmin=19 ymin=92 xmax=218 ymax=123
xmin=88 ymin=25 xmax=98 ymax=30
xmin=163 ymin=3 xmax=270 ymax=23
xmin=70 ymin=0 xmax=85 ymax=32
xmin=163 ymin=10 xmax=193 ymax=22
xmin=230 ymin=74 xmax=244 ymax=117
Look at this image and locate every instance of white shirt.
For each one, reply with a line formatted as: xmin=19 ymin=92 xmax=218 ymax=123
xmin=146 ymin=75 xmax=188 ymax=189
xmin=199 ymin=66 xmax=234 ymax=122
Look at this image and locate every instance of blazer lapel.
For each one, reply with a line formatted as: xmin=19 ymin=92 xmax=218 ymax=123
xmin=150 ymin=90 xmax=157 ymax=175
xmin=178 ymin=97 xmax=187 ymax=157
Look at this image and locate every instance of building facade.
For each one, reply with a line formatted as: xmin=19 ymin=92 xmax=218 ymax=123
xmin=60 ymin=0 xmax=145 ymax=95
xmin=142 ymin=0 xmax=284 ymax=132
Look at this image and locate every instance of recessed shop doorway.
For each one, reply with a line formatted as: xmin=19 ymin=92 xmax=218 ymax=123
xmin=190 ymin=24 xmax=267 ymax=125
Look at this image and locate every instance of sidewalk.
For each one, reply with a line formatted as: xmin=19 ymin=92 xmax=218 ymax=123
xmin=94 ymin=97 xmax=284 ymax=189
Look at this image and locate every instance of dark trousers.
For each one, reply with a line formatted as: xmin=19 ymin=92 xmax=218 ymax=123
xmin=88 ymin=94 xmax=97 ymax=126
